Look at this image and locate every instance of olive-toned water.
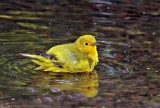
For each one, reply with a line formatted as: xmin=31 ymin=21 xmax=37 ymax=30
xmin=0 ymin=0 xmax=160 ymax=107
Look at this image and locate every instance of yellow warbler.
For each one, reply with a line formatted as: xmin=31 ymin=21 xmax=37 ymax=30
xmin=21 ymin=35 xmax=98 ymax=73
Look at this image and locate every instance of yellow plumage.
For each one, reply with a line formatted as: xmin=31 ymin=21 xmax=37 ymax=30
xmin=21 ymin=35 xmax=98 ymax=73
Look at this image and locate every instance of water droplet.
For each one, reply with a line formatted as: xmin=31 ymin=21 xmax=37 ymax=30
xmin=93 ymin=22 xmax=97 ymax=25
xmin=50 ymin=88 xmax=61 ymax=93
xmin=152 ymin=32 xmax=156 ymax=35
xmin=11 ymin=98 xmax=15 ymax=101
xmin=125 ymin=17 xmax=131 ymax=20
xmin=142 ymin=11 xmax=146 ymax=14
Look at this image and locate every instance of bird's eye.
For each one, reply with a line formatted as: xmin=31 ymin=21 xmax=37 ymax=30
xmin=85 ymin=43 xmax=88 ymax=46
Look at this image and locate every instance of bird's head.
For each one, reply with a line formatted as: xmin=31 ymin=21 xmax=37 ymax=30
xmin=75 ymin=35 xmax=98 ymax=62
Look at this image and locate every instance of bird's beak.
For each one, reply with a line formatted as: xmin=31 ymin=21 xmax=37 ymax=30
xmin=92 ymin=42 xmax=98 ymax=46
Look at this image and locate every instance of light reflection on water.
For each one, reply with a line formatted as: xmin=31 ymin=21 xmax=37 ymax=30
xmin=0 ymin=0 xmax=160 ymax=107
xmin=27 ymin=70 xmax=98 ymax=98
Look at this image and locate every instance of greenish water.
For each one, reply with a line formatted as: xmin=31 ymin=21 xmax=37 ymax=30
xmin=0 ymin=0 xmax=160 ymax=107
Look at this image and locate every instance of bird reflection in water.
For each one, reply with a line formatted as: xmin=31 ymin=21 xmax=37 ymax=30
xmin=27 ymin=70 xmax=98 ymax=98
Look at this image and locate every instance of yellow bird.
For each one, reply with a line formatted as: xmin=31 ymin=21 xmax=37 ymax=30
xmin=21 ymin=35 xmax=98 ymax=73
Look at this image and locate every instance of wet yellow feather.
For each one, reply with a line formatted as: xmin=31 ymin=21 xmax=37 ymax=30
xmin=21 ymin=35 xmax=98 ymax=73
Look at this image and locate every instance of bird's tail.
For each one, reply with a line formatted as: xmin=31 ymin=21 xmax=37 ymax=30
xmin=20 ymin=53 xmax=60 ymax=71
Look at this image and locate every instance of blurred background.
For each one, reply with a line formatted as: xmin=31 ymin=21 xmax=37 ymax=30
xmin=0 ymin=0 xmax=160 ymax=107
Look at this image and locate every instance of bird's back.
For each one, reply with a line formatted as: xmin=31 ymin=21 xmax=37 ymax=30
xmin=47 ymin=43 xmax=80 ymax=64
xmin=46 ymin=43 xmax=91 ymax=72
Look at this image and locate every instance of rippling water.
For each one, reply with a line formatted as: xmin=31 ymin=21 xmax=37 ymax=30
xmin=0 ymin=0 xmax=160 ymax=107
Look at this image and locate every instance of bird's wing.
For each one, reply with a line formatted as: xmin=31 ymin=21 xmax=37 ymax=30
xmin=46 ymin=44 xmax=79 ymax=65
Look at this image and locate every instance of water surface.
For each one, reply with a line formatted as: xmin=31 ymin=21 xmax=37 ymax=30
xmin=0 ymin=0 xmax=160 ymax=107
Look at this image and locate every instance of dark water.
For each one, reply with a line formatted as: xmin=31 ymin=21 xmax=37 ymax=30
xmin=0 ymin=0 xmax=160 ymax=107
